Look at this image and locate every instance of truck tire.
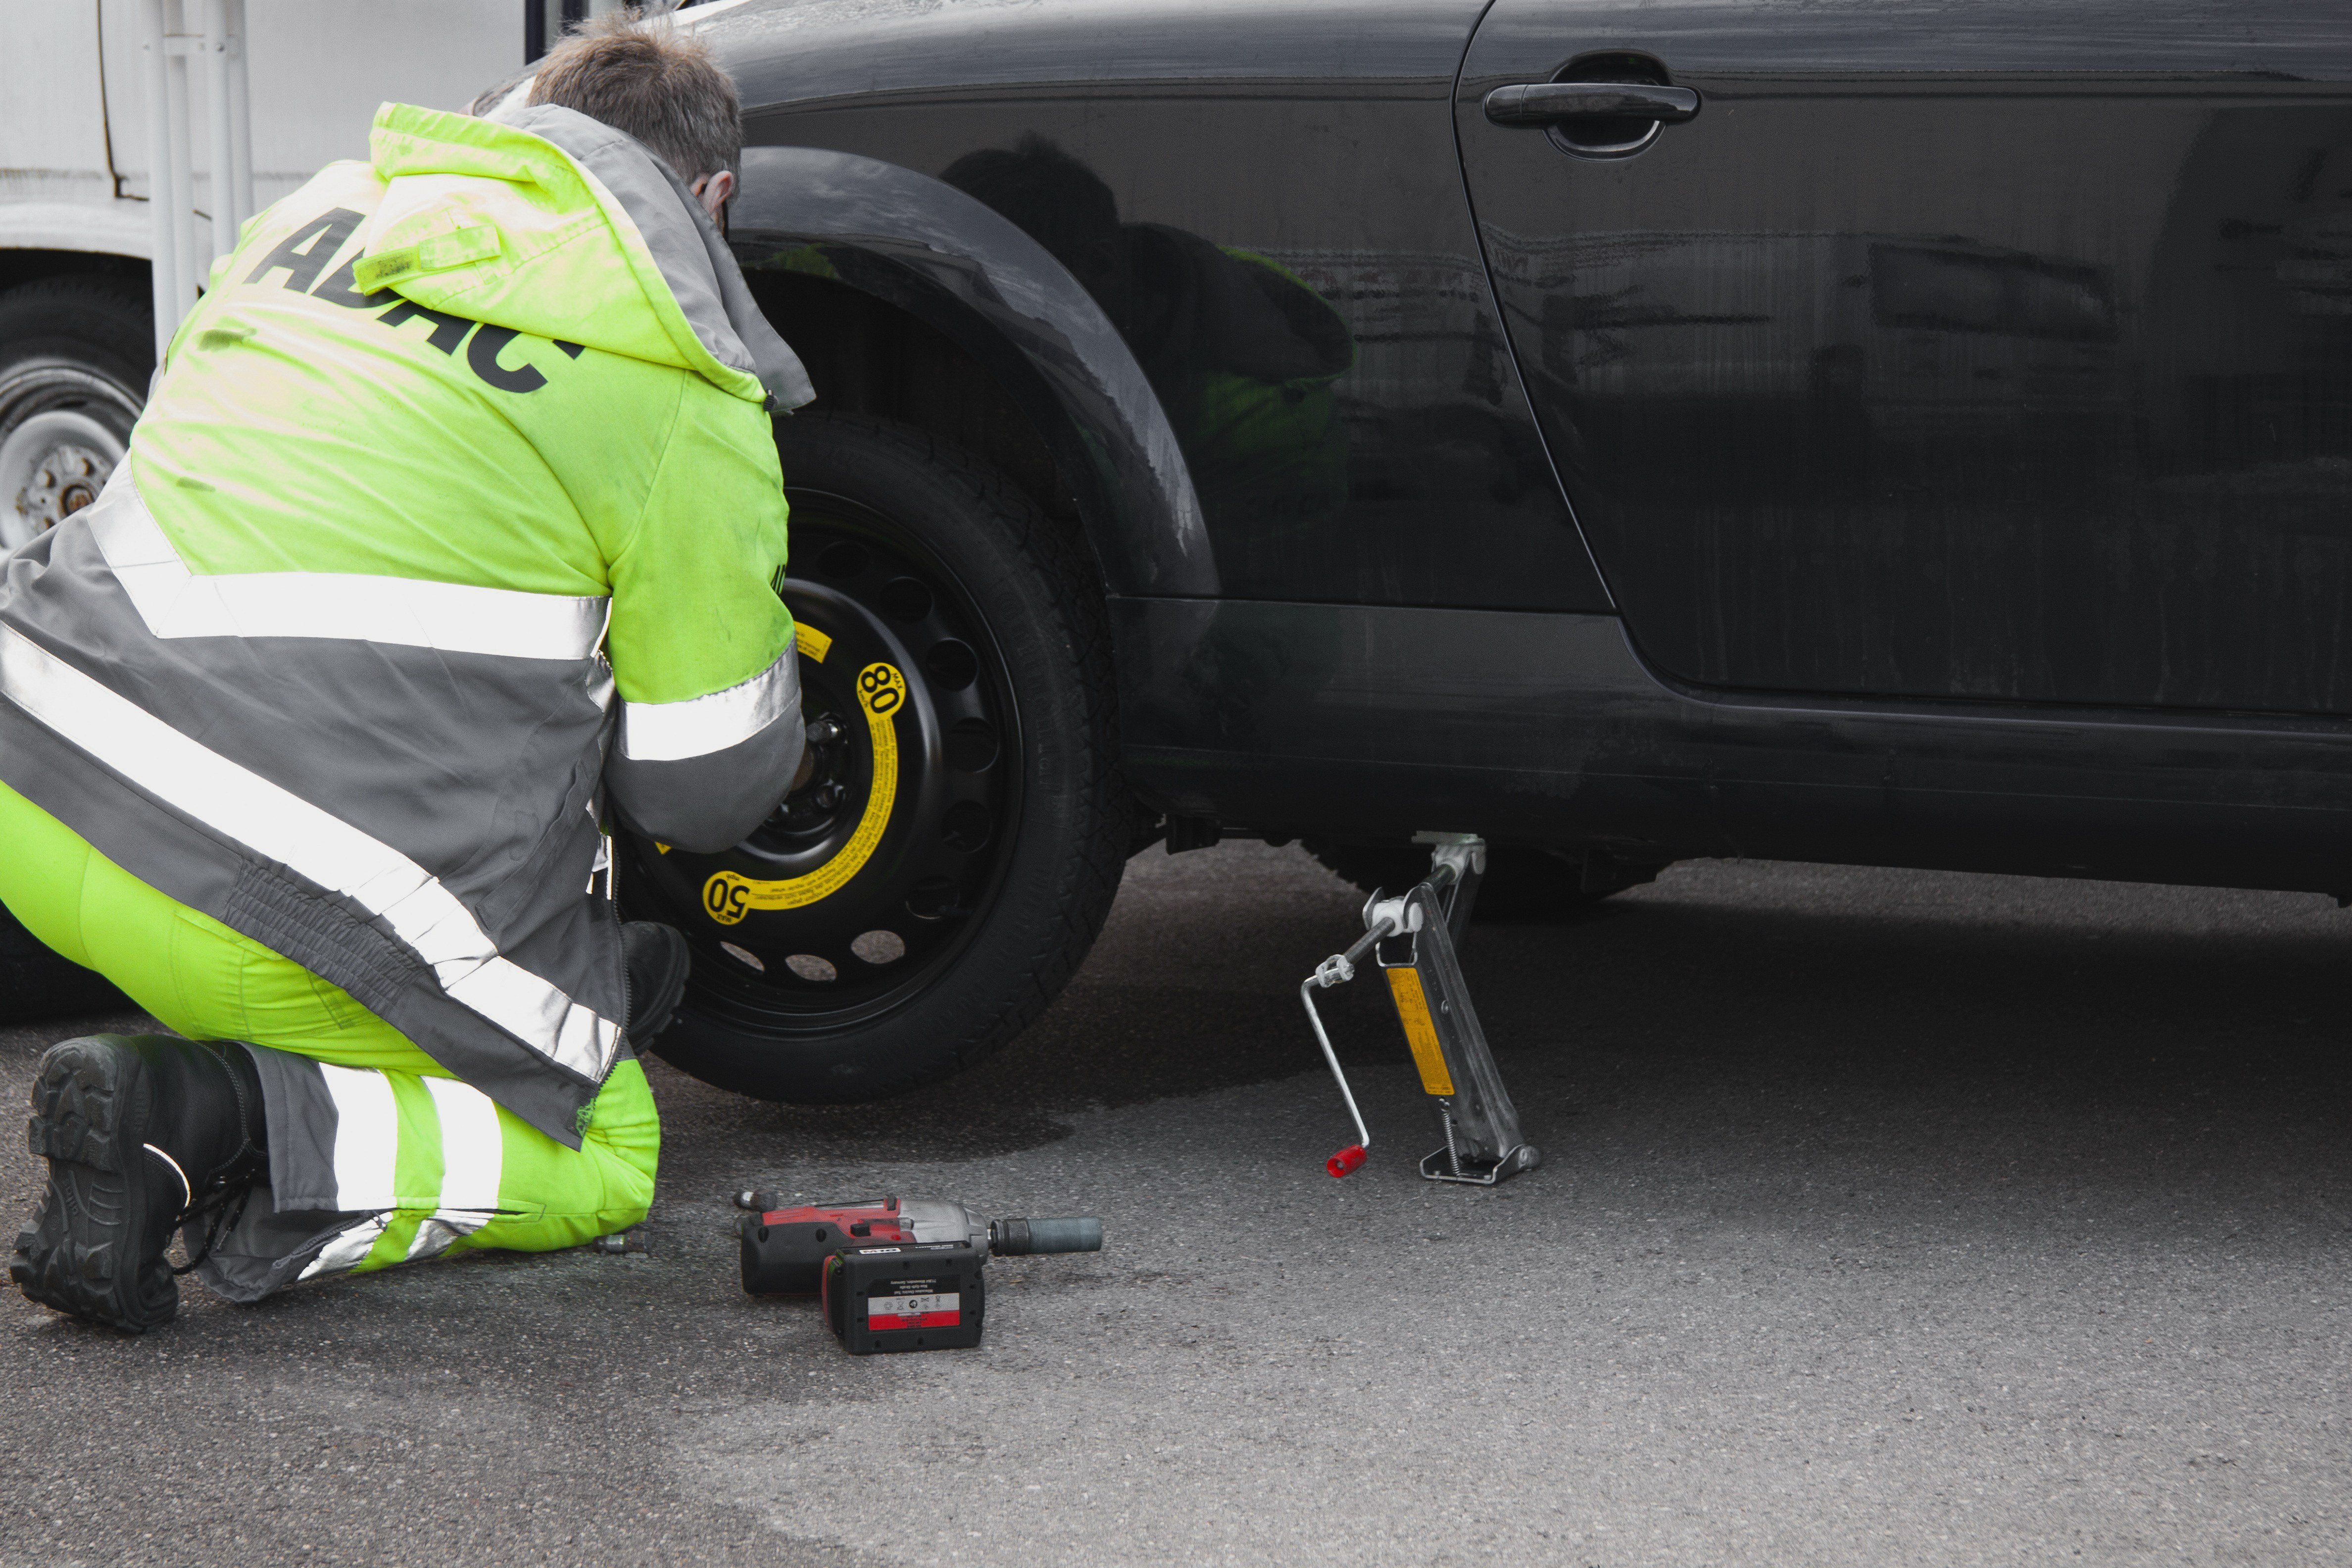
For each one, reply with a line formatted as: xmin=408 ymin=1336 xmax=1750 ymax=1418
xmin=0 ymin=276 xmax=147 ymax=1023
xmin=0 ymin=276 xmax=150 ymax=551
xmin=617 ymin=413 xmax=1129 ymax=1103
xmin=0 ymin=904 xmax=129 ymax=1023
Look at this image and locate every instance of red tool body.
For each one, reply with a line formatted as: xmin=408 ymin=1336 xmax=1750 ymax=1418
xmin=735 ymin=1191 xmax=1101 ymax=1353
xmin=758 ymin=1195 xmax=912 ymax=1249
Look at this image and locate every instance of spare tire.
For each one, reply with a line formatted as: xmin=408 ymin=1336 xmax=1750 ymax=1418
xmin=618 ymin=413 xmax=1130 ymax=1104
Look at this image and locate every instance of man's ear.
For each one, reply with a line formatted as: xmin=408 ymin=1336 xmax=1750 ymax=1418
xmin=692 ymin=170 xmax=736 ymax=221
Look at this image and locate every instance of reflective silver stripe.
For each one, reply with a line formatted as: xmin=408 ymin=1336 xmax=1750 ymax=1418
xmin=404 ymin=1218 xmax=468 ymax=1263
xmin=83 ymin=468 xmax=609 ymax=661
xmin=408 ymin=1076 xmax=504 ymax=1262
xmin=300 ymin=1215 xmax=390 ymax=1281
xmin=0 ymin=622 xmax=620 ymax=1078
xmin=288 ymin=1067 xmax=505 ymax=1271
xmin=618 ymin=643 xmax=799 ymax=761
xmin=430 ymin=1072 xmax=503 ymax=1214
xmin=319 ymin=1063 xmax=400 ymax=1210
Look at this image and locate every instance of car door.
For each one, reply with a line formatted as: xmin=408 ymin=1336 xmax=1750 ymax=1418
xmin=1456 ymin=1 xmax=2352 ymax=713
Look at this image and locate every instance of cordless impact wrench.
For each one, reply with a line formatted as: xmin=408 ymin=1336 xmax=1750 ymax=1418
xmin=735 ymin=1192 xmax=1102 ymax=1354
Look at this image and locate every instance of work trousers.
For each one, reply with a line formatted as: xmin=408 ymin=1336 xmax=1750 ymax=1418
xmin=0 ymin=780 xmax=655 ymax=1299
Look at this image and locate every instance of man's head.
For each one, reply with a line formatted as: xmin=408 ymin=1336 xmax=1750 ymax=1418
xmin=527 ymin=14 xmax=741 ymax=226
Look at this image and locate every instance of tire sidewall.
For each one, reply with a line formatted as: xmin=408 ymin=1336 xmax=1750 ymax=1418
xmin=0 ymin=277 xmax=148 ymax=1021
xmin=0 ymin=278 xmax=151 ymax=550
xmin=0 ymin=277 xmax=152 ymax=382
xmin=645 ymin=414 xmax=1120 ymax=1102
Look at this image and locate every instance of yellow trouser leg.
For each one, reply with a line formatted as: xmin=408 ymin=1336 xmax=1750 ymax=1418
xmin=0 ymin=780 xmax=655 ymax=1267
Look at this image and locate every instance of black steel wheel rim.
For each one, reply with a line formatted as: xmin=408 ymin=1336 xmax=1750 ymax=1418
xmin=617 ymin=487 xmax=1024 ymax=1033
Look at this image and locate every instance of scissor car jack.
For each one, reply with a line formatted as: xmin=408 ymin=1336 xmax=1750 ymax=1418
xmin=1301 ymin=834 xmax=1540 ymax=1186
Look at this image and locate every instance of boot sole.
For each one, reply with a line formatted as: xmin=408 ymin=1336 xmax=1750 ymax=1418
xmin=9 ymin=1038 xmax=176 ymax=1332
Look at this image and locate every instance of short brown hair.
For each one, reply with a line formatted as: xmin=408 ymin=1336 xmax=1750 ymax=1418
xmin=528 ymin=13 xmax=741 ymax=187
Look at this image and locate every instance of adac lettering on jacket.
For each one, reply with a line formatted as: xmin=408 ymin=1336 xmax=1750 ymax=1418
xmin=466 ymin=326 xmax=549 ymax=393
xmin=244 ymin=207 xmax=361 ymax=294
xmin=244 ymin=207 xmax=572 ymax=395
xmin=378 ymin=298 xmax=472 ymax=354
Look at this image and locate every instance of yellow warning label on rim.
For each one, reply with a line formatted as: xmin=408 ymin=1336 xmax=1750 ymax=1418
xmin=699 ymin=659 xmax=904 ymax=926
xmin=795 ymin=622 xmax=832 ymax=664
xmin=1385 ymin=967 xmax=1455 ymax=1096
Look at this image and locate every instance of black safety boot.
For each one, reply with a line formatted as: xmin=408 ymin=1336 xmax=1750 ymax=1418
xmin=623 ymin=921 xmax=690 ymax=1045
xmin=10 ymin=1035 xmax=266 ymax=1333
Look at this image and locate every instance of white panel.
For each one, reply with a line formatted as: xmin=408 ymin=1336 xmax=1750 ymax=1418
xmin=93 ymin=0 xmax=152 ymax=196
xmin=85 ymin=0 xmax=518 ymax=198
xmin=0 ymin=2 xmax=109 ymax=186
xmin=240 ymin=1 xmax=522 ymax=183
xmin=0 ymin=201 xmax=151 ymax=257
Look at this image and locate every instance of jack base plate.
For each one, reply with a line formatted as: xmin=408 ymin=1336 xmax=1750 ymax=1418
xmin=1420 ymin=1144 xmax=1541 ymax=1186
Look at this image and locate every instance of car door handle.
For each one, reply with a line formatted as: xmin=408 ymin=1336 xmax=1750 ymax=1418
xmin=1483 ymin=82 xmax=1701 ymax=127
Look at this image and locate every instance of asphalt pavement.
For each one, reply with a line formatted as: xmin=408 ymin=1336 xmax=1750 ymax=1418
xmin=4 ymin=843 xmax=2351 ymax=1567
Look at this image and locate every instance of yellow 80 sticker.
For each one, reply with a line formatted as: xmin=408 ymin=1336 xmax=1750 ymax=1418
xmin=859 ymin=661 xmax=905 ymax=716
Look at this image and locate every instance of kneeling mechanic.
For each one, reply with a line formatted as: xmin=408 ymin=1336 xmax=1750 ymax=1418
xmin=0 ymin=18 xmax=812 ymax=1330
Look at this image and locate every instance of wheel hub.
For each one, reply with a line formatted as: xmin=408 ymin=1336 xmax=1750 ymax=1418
xmin=0 ymin=365 xmax=139 ymax=551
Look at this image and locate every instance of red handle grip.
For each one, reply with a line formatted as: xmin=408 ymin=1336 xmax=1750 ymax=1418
xmin=1326 ymin=1144 xmax=1367 ymax=1179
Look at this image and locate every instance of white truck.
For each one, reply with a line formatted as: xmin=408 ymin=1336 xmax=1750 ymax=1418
xmin=0 ymin=0 xmax=627 ymax=1013
xmin=0 ymin=1 xmax=650 ymax=550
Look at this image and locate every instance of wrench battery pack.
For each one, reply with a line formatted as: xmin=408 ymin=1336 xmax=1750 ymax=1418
xmin=822 ymin=1240 xmax=986 ymax=1355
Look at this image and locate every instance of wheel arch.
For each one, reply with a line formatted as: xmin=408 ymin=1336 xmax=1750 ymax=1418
xmin=731 ymin=146 xmax=1216 ymax=600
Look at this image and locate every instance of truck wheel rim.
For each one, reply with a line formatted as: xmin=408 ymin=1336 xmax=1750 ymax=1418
xmin=617 ymin=489 xmax=1024 ymax=1032
xmin=0 ymin=364 xmax=139 ymax=550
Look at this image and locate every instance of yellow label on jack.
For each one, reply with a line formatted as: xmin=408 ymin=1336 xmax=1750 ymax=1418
xmin=1385 ymin=967 xmax=1455 ymax=1096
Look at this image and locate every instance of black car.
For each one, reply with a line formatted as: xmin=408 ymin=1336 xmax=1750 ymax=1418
xmin=11 ymin=0 xmax=2352 ymax=1105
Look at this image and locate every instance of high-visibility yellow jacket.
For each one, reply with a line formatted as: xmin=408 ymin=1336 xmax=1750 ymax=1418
xmin=0 ymin=101 xmax=812 ymax=1143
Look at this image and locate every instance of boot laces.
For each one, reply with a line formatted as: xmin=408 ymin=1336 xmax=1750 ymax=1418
xmin=168 ymin=1044 xmax=268 ymax=1278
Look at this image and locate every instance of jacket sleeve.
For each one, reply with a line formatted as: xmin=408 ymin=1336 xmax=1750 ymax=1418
xmin=600 ymin=382 xmax=803 ymax=854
